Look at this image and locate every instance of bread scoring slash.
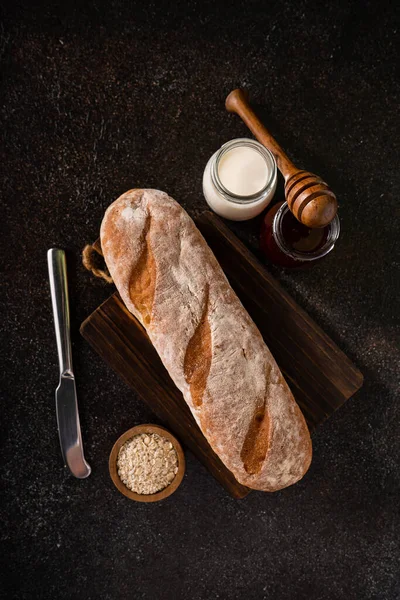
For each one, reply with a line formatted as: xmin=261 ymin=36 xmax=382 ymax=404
xmin=100 ymin=189 xmax=312 ymax=492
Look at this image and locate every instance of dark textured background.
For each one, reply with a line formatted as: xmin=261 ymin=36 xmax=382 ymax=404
xmin=1 ymin=1 xmax=399 ymax=599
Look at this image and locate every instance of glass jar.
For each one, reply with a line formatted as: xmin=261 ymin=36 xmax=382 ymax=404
xmin=260 ymin=201 xmax=340 ymax=268
xmin=202 ymin=138 xmax=277 ymax=221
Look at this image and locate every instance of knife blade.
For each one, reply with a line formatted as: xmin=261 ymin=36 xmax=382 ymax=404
xmin=47 ymin=248 xmax=91 ymax=479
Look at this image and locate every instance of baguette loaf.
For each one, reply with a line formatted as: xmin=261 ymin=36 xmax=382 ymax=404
xmin=101 ymin=189 xmax=312 ymax=491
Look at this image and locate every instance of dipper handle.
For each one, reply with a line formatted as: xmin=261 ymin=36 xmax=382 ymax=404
xmin=225 ymin=89 xmax=338 ymax=228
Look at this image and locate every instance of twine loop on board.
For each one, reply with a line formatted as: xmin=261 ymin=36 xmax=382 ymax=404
xmin=82 ymin=244 xmax=113 ymax=284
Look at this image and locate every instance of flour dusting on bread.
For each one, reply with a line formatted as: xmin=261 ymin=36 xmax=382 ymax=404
xmin=101 ymin=189 xmax=312 ymax=491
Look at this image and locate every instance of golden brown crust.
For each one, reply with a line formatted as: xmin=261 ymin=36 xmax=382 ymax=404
xmin=240 ymin=403 xmax=270 ymax=475
xmin=128 ymin=215 xmax=156 ymax=327
xmin=183 ymin=285 xmax=212 ymax=408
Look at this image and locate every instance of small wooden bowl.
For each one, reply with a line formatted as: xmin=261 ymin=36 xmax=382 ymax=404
xmin=109 ymin=424 xmax=185 ymax=502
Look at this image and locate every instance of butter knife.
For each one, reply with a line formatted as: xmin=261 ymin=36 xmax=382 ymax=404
xmin=47 ymin=248 xmax=91 ymax=479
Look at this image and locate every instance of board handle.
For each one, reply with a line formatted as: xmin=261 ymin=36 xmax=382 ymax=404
xmin=82 ymin=243 xmax=113 ymax=283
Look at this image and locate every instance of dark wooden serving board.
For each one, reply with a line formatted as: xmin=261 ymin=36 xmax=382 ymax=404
xmin=80 ymin=211 xmax=363 ymax=499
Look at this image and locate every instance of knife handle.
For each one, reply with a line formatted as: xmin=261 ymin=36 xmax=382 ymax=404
xmin=47 ymin=249 xmax=73 ymax=376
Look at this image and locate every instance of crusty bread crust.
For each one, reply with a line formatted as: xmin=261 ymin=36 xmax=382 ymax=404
xmin=101 ymin=189 xmax=312 ymax=491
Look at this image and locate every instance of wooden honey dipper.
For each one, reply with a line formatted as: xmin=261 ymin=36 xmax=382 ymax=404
xmin=225 ymin=89 xmax=338 ymax=228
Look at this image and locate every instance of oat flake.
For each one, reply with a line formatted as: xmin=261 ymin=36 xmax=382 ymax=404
xmin=117 ymin=433 xmax=179 ymax=495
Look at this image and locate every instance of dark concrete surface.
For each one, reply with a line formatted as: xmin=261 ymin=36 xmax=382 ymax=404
xmin=1 ymin=1 xmax=399 ymax=599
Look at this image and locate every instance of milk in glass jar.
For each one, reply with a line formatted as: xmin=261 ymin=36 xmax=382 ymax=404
xmin=202 ymin=138 xmax=277 ymax=221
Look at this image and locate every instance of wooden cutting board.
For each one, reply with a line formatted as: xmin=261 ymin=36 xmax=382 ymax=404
xmin=80 ymin=211 xmax=363 ymax=499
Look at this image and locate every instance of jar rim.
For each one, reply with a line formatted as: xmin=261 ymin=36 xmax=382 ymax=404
xmin=211 ymin=138 xmax=277 ymax=205
xmin=272 ymin=202 xmax=341 ymax=261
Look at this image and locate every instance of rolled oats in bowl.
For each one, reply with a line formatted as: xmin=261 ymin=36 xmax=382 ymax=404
xmin=117 ymin=432 xmax=179 ymax=495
